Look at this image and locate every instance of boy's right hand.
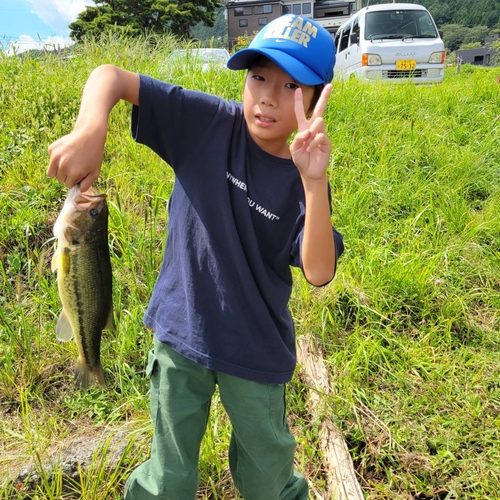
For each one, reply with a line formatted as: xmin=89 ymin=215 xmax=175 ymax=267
xmin=47 ymin=124 xmax=106 ymax=192
xmin=47 ymin=65 xmax=140 ymax=192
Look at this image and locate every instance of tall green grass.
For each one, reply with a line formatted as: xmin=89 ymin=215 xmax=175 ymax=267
xmin=1 ymin=34 xmax=499 ymax=498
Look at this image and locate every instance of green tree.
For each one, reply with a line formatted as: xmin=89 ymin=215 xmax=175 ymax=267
xmin=429 ymin=1 xmax=453 ymax=26
xmin=69 ymin=0 xmax=222 ymax=42
xmin=491 ymin=39 xmax=500 ymax=65
xmin=441 ymin=24 xmax=470 ymax=51
xmin=459 ymin=41 xmax=482 ymax=50
xmin=463 ymin=25 xmax=490 ymax=44
xmin=191 ymin=6 xmax=228 ymax=46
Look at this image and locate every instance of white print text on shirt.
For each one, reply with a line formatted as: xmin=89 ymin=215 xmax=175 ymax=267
xmin=227 ymin=172 xmax=281 ymax=221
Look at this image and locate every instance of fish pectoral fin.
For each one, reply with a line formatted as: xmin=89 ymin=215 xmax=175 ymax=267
xmin=56 ymin=310 xmax=74 ymax=342
xmin=51 ymin=247 xmax=59 ymax=273
xmin=51 ymin=246 xmax=71 ymax=274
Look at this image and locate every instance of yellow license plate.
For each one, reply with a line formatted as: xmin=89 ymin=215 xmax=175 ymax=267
xmin=396 ymin=59 xmax=416 ymax=70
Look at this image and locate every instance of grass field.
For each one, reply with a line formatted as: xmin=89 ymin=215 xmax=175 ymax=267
xmin=1 ymin=35 xmax=500 ymax=499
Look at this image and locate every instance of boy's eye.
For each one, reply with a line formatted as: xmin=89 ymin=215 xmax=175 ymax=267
xmin=253 ymin=74 xmax=264 ymax=81
xmin=286 ymin=83 xmax=299 ymax=90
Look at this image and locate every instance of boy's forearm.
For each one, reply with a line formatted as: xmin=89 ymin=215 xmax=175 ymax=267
xmin=75 ymin=64 xmax=139 ymax=130
xmin=301 ymin=176 xmax=336 ymax=286
xmin=47 ymin=65 xmax=140 ymax=190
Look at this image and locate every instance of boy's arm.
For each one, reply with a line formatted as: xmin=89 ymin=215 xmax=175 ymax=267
xmin=47 ymin=64 xmax=139 ymax=191
xmin=290 ymin=85 xmax=336 ymax=287
xmin=301 ymin=177 xmax=336 ymax=286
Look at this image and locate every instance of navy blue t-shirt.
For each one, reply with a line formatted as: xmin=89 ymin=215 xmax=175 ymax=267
xmin=132 ymin=75 xmax=344 ymax=384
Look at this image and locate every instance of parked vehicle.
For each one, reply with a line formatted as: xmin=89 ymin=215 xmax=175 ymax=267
xmin=164 ymin=48 xmax=230 ymax=72
xmin=334 ymin=3 xmax=445 ymax=83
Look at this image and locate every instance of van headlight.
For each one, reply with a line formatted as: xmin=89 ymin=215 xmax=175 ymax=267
xmin=362 ymin=53 xmax=382 ymax=66
xmin=429 ymin=51 xmax=445 ymax=63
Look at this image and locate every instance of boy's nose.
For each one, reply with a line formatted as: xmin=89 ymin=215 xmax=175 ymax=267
xmin=260 ymin=92 xmax=278 ymax=108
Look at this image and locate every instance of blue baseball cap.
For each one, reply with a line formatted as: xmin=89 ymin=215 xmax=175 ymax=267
xmin=227 ymin=14 xmax=336 ymax=85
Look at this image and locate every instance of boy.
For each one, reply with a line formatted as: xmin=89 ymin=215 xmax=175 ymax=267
xmin=47 ymin=13 xmax=344 ymax=500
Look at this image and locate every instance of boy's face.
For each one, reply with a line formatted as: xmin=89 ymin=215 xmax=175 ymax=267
xmin=243 ymin=58 xmax=315 ymax=158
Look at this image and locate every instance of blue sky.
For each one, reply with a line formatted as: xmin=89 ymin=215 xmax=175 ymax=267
xmin=0 ymin=0 xmax=93 ymax=53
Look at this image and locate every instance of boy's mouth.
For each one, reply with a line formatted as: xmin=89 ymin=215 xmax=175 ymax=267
xmin=256 ymin=114 xmax=276 ymax=126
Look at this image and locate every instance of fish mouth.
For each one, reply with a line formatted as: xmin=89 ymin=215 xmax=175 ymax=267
xmin=74 ymin=191 xmax=106 ymax=212
xmin=68 ymin=184 xmax=107 ymax=212
xmin=53 ymin=185 xmax=108 ymax=241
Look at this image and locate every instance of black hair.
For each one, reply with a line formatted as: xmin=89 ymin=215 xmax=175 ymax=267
xmin=307 ymin=84 xmax=324 ymax=116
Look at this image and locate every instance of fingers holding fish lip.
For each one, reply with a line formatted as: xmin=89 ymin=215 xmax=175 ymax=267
xmin=47 ymin=151 xmax=93 ymax=190
xmin=46 ymin=141 xmax=60 ymax=179
xmin=51 ymin=164 xmax=78 ymax=189
xmin=79 ymin=172 xmax=100 ymax=193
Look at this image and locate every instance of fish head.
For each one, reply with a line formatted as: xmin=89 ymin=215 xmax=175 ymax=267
xmin=54 ymin=185 xmax=108 ymax=246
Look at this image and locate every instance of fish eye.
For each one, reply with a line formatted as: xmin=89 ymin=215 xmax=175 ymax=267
xmin=89 ymin=208 xmax=99 ymax=217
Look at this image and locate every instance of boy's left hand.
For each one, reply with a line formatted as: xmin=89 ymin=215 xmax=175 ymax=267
xmin=290 ymin=84 xmax=333 ymax=181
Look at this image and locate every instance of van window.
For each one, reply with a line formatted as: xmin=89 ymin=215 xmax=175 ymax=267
xmin=339 ymin=23 xmax=351 ymax=51
xmin=351 ymin=16 xmax=360 ymax=42
xmin=365 ymin=9 xmax=438 ymax=40
xmin=334 ymin=29 xmax=341 ymax=51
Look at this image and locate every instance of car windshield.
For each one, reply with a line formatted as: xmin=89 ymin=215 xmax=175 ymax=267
xmin=168 ymin=49 xmax=230 ymax=63
xmin=365 ymin=9 xmax=438 ymax=40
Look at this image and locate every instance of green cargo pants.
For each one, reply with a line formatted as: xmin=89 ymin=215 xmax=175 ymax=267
xmin=124 ymin=337 xmax=308 ymax=500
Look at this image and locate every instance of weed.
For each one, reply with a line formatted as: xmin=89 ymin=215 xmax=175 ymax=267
xmin=1 ymin=37 xmax=500 ymax=498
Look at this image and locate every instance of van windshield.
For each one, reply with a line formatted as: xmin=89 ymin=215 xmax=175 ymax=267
xmin=365 ymin=9 xmax=438 ymax=40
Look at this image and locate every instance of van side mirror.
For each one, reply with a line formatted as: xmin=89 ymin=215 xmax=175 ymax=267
xmin=350 ymin=33 xmax=360 ymax=44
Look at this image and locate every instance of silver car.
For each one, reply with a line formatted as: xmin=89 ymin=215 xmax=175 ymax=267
xmin=166 ymin=48 xmax=230 ymax=72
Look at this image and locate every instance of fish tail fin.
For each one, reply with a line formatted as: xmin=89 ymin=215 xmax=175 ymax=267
xmin=74 ymin=357 xmax=106 ymax=389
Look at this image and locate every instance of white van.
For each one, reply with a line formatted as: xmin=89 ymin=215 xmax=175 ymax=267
xmin=334 ymin=3 xmax=445 ymax=83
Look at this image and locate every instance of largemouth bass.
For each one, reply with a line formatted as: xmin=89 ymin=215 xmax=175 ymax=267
xmin=51 ymin=184 xmax=115 ymax=389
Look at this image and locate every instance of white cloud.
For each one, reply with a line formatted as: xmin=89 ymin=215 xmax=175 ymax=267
xmin=6 ymin=34 xmax=74 ymax=55
xmin=5 ymin=0 xmax=94 ymax=54
xmin=26 ymin=0 xmax=94 ymax=34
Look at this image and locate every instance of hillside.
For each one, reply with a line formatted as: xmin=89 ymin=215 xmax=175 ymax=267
xmin=364 ymin=0 xmax=500 ymax=29
xmin=193 ymin=0 xmax=500 ymax=50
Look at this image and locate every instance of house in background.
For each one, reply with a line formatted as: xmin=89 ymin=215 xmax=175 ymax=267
xmin=226 ymin=0 xmax=361 ymax=50
xmin=454 ymin=34 xmax=499 ymax=66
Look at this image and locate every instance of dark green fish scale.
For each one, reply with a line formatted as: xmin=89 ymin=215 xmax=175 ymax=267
xmin=60 ymin=227 xmax=113 ymax=371
xmin=54 ymin=188 xmax=115 ymax=390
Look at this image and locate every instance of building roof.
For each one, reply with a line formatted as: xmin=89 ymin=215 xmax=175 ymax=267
xmin=227 ymin=0 xmax=282 ymax=4
xmin=362 ymin=2 xmax=429 ymax=13
xmin=454 ymin=34 xmax=500 ymax=56
xmin=455 ymin=47 xmax=496 ymax=57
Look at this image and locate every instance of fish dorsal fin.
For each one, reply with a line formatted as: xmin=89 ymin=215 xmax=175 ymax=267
xmin=56 ymin=310 xmax=74 ymax=342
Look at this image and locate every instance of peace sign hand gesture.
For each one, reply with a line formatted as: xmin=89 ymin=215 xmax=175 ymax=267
xmin=290 ymin=83 xmax=333 ymax=182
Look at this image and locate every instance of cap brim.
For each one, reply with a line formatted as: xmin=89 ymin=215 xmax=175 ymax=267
xmin=227 ymin=48 xmax=324 ymax=86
